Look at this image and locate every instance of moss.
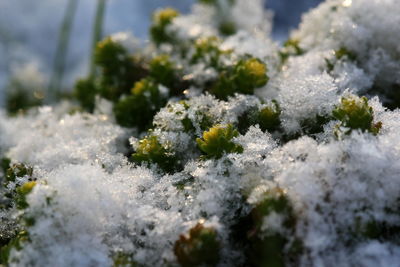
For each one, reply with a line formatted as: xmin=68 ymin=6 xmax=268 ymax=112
xmin=174 ymin=223 xmax=220 ymax=267
xmin=196 ymin=124 xmax=243 ymax=159
xmin=150 ymin=8 xmax=180 ymax=45
xmin=332 ymin=95 xmax=381 ymax=136
xmin=114 ymin=78 xmax=166 ymax=130
xmin=131 ymin=135 xmax=178 ymax=173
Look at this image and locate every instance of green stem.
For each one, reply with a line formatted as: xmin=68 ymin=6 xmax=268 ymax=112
xmin=48 ymin=0 xmax=79 ymax=102
xmin=90 ymin=0 xmax=107 ymax=79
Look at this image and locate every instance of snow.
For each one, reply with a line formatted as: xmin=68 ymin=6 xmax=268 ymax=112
xmin=1 ymin=0 xmax=400 ymax=266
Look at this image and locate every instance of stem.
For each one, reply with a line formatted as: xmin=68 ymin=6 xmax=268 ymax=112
xmin=89 ymin=0 xmax=107 ymax=79
xmin=48 ymin=0 xmax=78 ymax=102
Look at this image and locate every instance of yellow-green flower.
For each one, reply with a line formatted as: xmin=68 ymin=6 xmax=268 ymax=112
xmin=333 ymin=95 xmax=381 ymax=136
xmin=196 ymin=124 xmax=243 ymax=159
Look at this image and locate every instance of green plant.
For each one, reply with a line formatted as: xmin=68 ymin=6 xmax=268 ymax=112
xmin=149 ymin=54 xmax=186 ymax=95
xmin=0 ymin=230 xmax=29 ymax=265
xmin=326 ymin=47 xmax=357 ymax=72
xmin=150 ymin=8 xmax=180 ymax=45
xmin=247 ymin=188 xmax=299 ymax=267
xmin=279 ymin=39 xmax=304 ymax=63
xmin=5 ymin=164 xmax=33 ymax=183
xmin=191 ymin=36 xmax=231 ymax=68
xmin=15 ymin=181 xmax=37 ymax=210
xmin=5 ymin=80 xmax=44 ymax=115
xmin=332 ymin=95 xmax=382 ymax=136
xmin=258 ymin=101 xmax=281 ymax=132
xmin=94 ymin=38 xmax=147 ymax=101
xmin=196 ymin=124 xmax=243 ymax=159
xmin=73 ymin=78 xmax=97 ymax=112
xmin=113 ymin=78 xmax=166 ymax=129
xmin=210 ymin=57 xmax=268 ymax=100
xmin=174 ymin=223 xmax=220 ymax=267
xmin=112 ymin=252 xmax=137 ymax=267
xmin=131 ymin=135 xmax=177 ymax=173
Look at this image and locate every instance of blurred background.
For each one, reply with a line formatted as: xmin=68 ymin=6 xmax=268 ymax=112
xmin=0 ymin=0 xmax=323 ymax=105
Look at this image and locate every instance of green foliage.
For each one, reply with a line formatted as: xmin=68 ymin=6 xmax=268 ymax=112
xmin=279 ymin=39 xmax=304 ymax=63
xmin=218 ymin=21 xmax=236 ymax=36
xmin=299 ymin=115 xmax=331 ymax=136
xmin=131 ymin=135 xmax=177 ymax=173
xmin=326 ymin=47 xmax=357 ymax=72
xmin=237 ymin=107 xmax=259 ymax=134
xmin=196 ymin=124 xmax=243 ymax=159
xmin=1 ymin=158 xmax=11 ymax=175
xmin=113 ymin=78 xmax=167 ymax=130
xmin=198 ymin=0 xmax=235 ymax=5
xmin=233 ymin=58 xmax=269 ymax=93
xmin=112 ymin=252 xmax=137 ymax=267
xmin=150 ymin=8 xmax=180 ymax=45
xmin=210 ymin=57 xmax=268 ymax=100
xmin=236 ymin=101 xmax=281 ymax=134
xmin=149 ymin=54 xmax=175 ymax=87
xmin=247 ymin=188 xmax=299 ymax=267
xmin=174 ymin=223 xmax=220 ymax=267
xmin=0 ymin=230 xmax=29 ymax=265
xmin=149 ymin=54 xmax=187 ymax=95
xmin=15 ymin=181 xmax=37 ymax=210
xmin=74 ymin=78 xmax=97 ymax=112
xmin=5 ymin=80 xmax=44 ymax=115
xmin=353 ymin=218 xmax=400 ymax=242
xmin=332 ymin=95 xmax=382 ymax=136
xmin=258 ymin=101 xmax=281 ymax=132
xmin=209 ymin=71 xmax=236 ymax=100
xmin=94 ymin=37 xmax=147 ymax=101
xmin=191 ymin=36 xmax=231 ymax=68
xmin=198 ymin=0 xmax=217 ymax=4
xmin=250 ymin=188 xmax=294 ymax=232
xmin=197 ymin=0 xmax=236 ymax=36
xmin=5 ymin=164 xmax=33 ymax=183
xmin=334 ymin=47 xmax=356 ymax=61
